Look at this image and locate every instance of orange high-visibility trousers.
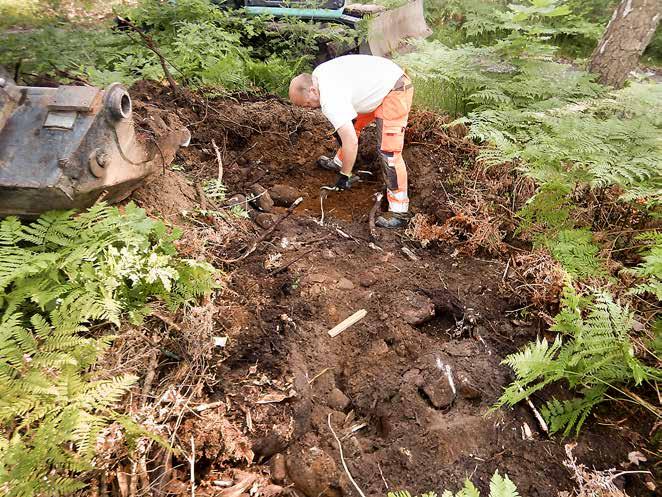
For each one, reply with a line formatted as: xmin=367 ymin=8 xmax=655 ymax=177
xmin=335 ymin=75 xmax=414 ymax=213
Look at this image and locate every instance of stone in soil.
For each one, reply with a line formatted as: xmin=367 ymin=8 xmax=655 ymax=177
xmin=270 ymin=184 xmax=301 ymax=207
xmin=226 ymin=193 xmax=247 ymax=208
xmin=252 ymin=433 xmax=288 ymax=460
xmin=270 ymin=453 xmax=287 ymax=483
xmin=457 ymin=373 xmax=482 ymax=400
xmin=421 ymin=377 xmax=455 ymax=409
xmin=285 ymin=447 xmax=341 ymax=497
xmin=398 ymin=290 xmax=435 ymax=326
xmin=358 ymin=270 xmax=378 ymax=287
xmin=337 ymin=277 xmax=355 ymax=290
xmin=327 ymin=387 xmax=351 ymax=411
xmin=249 ymin=183 xmax=274 ymax=212
xmin=254 ymin=212 xmax=276 ymax=229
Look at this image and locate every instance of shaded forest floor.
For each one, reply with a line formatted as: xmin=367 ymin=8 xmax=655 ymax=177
xmin=102 ymin=82 xmax=659 ymax=497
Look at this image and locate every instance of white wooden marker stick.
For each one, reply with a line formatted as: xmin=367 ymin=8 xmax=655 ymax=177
xmin=327 ymin=309 xmax=367 ymax=337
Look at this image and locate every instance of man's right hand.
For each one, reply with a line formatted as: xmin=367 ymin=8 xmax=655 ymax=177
xmin=335 ymin=172 xmax=356 ymax=190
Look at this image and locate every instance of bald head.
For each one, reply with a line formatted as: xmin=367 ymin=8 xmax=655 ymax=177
xmin=289 ymin=73 xmax=320 ymax=108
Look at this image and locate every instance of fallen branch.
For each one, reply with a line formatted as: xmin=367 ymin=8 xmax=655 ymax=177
xmin=141 ymin=350 xmax=159 ymax=405
xmin=193 ymin=400 xmax=225 ymax=413
xmin=116 ymin=17 xmax=178 ymax=94
xmin=221 ymin=197 xmax=303 ymax=263
xmin=269 ymin=248 xmax=315 ymax=275
xmin=369 ymin=192 xmax=383 ymax=240
xmin=327 ymin=414 xmax=366 ymax=497
xmin=327 ymin=309 xmax=367 ymax=338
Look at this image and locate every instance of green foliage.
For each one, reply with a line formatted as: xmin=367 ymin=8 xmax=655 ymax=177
xmin=398 ymin=40 xmax=661 ymax=226
xmin=542 ymin=229 xmax=608 ymax=279
xmin=0 ymin=0 xmax=357 ymax=96
xmin=624 ymin=231 xmax=662 ymax=300
xmin=0 ymin=203 xmax=217 ymax=324
xmin=496 ymin=287 xmax=661 ymax=436
xmin=387 ymin=470 xmax=519 ymax=497
xmin=0 ymin=204 xmax=218 ymax=496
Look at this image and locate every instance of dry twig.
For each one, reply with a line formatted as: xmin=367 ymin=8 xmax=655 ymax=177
xmin=222 ymin=197 xmax=303 ymax=263
xmin=211 ymin=139 xmax=224 ymax=182
xmin=327 ymin=414 xmax=366 ymax=497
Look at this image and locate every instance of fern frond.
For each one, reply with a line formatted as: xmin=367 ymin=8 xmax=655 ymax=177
xmin=489 ymin=471 xmax=520 ymax=497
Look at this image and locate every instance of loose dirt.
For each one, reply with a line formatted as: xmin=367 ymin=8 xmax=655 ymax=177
xmin=123 ymin=82 xmax=657 ymax=497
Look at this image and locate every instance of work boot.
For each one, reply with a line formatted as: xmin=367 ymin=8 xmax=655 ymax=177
xmin=375 ymin=212 xmax=411 ymax=229
xmin=317 ymin=155 xmax=341 ymax=172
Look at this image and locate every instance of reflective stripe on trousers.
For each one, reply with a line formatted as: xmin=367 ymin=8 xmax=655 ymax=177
xmin=334 ymin=76 xmax=413 ymax=213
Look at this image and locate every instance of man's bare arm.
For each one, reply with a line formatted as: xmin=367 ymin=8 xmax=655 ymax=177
xmin=337 ymin=122 xmax=358 ymax=176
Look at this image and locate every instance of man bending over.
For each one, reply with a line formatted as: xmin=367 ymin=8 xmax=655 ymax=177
xmin=288 ymin=54 xmax=414 ymax=229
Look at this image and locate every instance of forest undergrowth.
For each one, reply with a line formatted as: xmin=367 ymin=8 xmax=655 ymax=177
xmin=0 ymin=0 xmax=660 ymax=495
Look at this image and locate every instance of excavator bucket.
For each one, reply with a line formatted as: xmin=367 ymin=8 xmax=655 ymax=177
xmin=0 ymin=69 xmax=191 ymax=218
xmin=348 ymin=0 xmax=432 ymax=57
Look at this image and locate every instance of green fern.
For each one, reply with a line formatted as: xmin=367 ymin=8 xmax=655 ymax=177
xmin=0 ymin=203 xmax=218 ymax=497
xmin=387 ymin=471 xmax=519 ymax=497
xmin=543 ymin=229 xmax=608 ymax=279
xmin=496 ymin=287 xmax=660 ymax=435
xmin=623 ymin=231 xmax=662 ymax=300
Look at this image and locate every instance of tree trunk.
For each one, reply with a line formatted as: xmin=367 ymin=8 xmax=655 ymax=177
xmin=588 ymin=0 xmax=662 ymax=88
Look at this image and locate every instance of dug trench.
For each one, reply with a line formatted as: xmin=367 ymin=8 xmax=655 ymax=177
xmin=120 ymin=82 xmax=655 ymax=497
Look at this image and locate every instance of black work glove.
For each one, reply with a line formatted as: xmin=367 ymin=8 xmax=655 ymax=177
xmin=335 ymin=172 xmax=355 ymax=190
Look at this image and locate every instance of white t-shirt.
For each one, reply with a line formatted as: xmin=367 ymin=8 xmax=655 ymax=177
xmin=312 ymin=55 xmax=404 ymax=131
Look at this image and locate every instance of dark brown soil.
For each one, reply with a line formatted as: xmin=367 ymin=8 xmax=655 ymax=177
xmin=125 ymin=82 xmax=657 ymax=497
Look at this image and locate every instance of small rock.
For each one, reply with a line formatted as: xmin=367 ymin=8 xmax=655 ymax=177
xmin=421 ymin=378 xmax=455 ymax=409
xmin=271 ymin=454 xmax=287 ymax=483
xmin=321 ymin=248 xmax=335 ymax=260
xmin=286 ymin=448 xmax=341 ymax=497
xmin=270 ymin=184 xmax=301 ymax=207
xmin=402 ymin=368 xmax=424 ymax=387
xmin=236 ymin=156 xmax=248 ymax=166
xmin=328 ymin=388 xmax=351 ymax=411
xmin=226 ymin=194 xmax=247 ymax=208
xmin=368 ymin=339 xmax=389 ymax=356
xmin=301 ymin=130 xmax=314 ymax=140
xmin=253 ymin=434 xmax=288 ymax=460
xmin=308 ymin=273 xmax=327 ymax=284
xmin=458 ymin=374 xmax=481 ymax=400
xmin=398 ymin=291 xmax=435 ymax=326
xmin=255 ymin=212 xmax=276 ymax=229
xmin=358 ymin=271 xmax=378 ymax=287
xmin=249 ymin=183 xmax=274 ymax=212
xmin=337 ymin=277 xmax=355 ymax=290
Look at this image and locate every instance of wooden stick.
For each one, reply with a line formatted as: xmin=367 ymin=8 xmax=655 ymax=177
xmin=269 ymin=248 xmax=315 ymax=275
xmin=327 ymin=309 xmax=367 ymax=338
xmin=190 ymin=435 xmax=195 ymax=497
xmin=308 ymin=367 xmax=334 ymax=385
xmin=519 ymin=387 xmax=549 ymax=434
xmin=211 ymin=139 xmax=224 ymax=182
